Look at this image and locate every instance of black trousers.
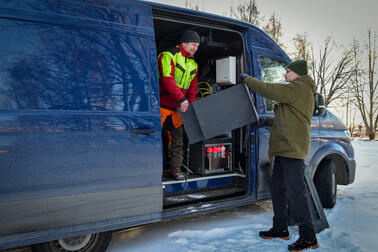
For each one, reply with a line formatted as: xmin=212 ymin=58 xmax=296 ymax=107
xmin=270 ymin=156 xmax=315 ymax=240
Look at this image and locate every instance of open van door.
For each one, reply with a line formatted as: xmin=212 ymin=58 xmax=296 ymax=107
xmin=0 ymin=0 xmax=162 ymax=246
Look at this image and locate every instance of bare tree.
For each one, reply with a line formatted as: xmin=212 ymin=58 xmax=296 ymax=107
xmin=263 ymin=12 xmax=285 ymax=49
xmin=292 ymin=32 xmax=312 ymax=61
xmin=291 ymin=32 xmax=321 ymax=86
xmin=313 ymin=36 xmax=355 ymax=106
xmin=349 ymin=105 xmax=358 ymax=134
xmin=292 ymin=35 xmax=355 ymax=108
xmin=184 ymin=0 xmax=200 ymax=11
xmin=350 ymin=30 xmax=378 ymax=140
xmin=229 ymin=0 xmax=263 ymax=26
xmin=291 ymin=32 xmax=317 ymax=83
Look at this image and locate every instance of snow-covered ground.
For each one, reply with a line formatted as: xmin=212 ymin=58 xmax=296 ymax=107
xmin=108 ymin=140 xmax=378 ymax=252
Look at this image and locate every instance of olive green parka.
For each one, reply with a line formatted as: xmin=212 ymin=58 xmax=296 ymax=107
xmin=245 ymin=75 xmax=316 ymax=160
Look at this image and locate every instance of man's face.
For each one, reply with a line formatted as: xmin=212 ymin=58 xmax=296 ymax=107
xmin=284 ymin=69 xmax=300 ymax=82
xmin=182 ymin=42 xmax=200 ymax=56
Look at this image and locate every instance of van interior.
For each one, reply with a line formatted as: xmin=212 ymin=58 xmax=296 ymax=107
xmin=152 ymin=9 xmax=252 ymax=209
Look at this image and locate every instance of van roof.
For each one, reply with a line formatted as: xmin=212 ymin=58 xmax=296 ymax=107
xmin=1 ymin=0 xmax=289 ymax=62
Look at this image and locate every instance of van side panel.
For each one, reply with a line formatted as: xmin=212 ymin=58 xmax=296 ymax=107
xmin=0 ymin=0 xmax=162 ymax=248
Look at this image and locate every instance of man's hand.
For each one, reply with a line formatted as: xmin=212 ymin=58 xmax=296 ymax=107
xmin=180 ymin=99 xmax=189 ymax=112
xmin=239 ymin=73 xmax=250 ymax=83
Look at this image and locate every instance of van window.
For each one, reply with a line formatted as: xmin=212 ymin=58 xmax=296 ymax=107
xmin=0 ymin=19 xmax=151 ymax=111
xmin=259 ymin=56 xmax=286 ymax=113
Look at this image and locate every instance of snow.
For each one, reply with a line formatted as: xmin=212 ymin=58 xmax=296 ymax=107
xmin=108 ymin=140 xmax=378 ymax=252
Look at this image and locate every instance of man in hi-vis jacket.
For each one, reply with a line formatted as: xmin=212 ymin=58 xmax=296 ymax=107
xmin=242 ymin=60 xmax=319 ymax=251
xmin=158 ymin=30 xmax=200 ymax=180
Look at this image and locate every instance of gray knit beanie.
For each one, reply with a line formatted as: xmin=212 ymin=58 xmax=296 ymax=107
xmin=181 ymin=30 xmax=200 ymax=43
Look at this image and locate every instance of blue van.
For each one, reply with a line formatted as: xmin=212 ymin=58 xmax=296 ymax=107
xmin=0 ymin=1 xmax=355 ymax=251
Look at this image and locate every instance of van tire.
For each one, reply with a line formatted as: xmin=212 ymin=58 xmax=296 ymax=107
xmin=314 ymin=159 xmax=337 ymax=209
xmin=32 ymin=232 xmax=112 ymax=252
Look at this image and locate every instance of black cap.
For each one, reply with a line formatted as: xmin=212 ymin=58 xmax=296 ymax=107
xmin=181 ymin=29 xmax=200 ymax=43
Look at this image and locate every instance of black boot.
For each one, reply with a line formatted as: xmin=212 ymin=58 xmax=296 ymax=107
xmin=259 ymin=227 xmax=290 ymax=240
xmin=288 ymin=237 xmax=318 ymax=251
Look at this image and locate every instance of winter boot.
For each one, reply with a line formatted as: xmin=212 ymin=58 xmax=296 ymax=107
xmin=170 ymin=166 xmax=185 ymax=180
xmin=288 ymin=237 xmax=318 ymax=251
xmin=259 ymin=227 xmax=290 ymax=240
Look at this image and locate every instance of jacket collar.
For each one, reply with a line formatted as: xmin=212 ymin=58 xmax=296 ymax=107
xmin=293 ymin=75 xmax=317 ymax=94
xmin=179 ymin=44 xmax=193 ymax=58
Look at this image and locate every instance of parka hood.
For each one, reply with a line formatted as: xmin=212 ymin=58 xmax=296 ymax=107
xmin=295 ymin=75 xmax=317 ymax=94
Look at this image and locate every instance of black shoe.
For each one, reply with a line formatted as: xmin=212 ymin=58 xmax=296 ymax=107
xmin=288 ymin=237 xmax=318 ymax=251
xmin=259 ymin=227 xmax=290 ymax=240
xmin=170 ymin=167 xmax=185 ymax=180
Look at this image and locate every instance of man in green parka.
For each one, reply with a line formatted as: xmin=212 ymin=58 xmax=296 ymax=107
xmin=242 ymin=60 xmax=319 ymax=251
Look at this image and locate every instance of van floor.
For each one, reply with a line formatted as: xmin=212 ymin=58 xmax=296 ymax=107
xmin=162 ymin=172 xmax=247 ymax=208
xmin=163 ymin=185 xmax=246 ymax=208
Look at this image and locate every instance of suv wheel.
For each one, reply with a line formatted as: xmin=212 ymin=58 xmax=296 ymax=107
xmin=32 ymin=232 xmax=112 ymax=252
xmin=314 ymin=159 xmax=337 ymax=208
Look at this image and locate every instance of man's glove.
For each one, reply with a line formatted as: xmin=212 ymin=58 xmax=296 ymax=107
xmin=239 ymin=73 xmax=250 ymax=83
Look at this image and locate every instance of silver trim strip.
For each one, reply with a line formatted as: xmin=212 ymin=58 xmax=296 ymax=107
xmin=162 ymin=173 xmax=246 ymax=186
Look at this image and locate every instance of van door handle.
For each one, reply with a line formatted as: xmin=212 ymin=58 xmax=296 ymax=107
xmin=130 ymin=128 xmax=156 ymax=134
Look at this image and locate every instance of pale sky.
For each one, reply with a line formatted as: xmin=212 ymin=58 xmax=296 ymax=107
xmin=149 ymin=0 xmax=378 ymax=53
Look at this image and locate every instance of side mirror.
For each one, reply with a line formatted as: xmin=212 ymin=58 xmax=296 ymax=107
xmin=313 ymin=93 xmax=325 ymax=116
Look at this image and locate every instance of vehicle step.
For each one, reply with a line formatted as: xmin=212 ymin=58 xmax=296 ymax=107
xmin=162 ymin=172 xmax=246 ymax=185
xmin=163 ymin=186 xmax=246 ymax=208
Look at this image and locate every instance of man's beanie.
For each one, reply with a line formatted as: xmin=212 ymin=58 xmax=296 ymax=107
xmin=181 ymin=30 xmax=200 ymax=43
xmin=286 ymin=60 xmax=308 ymax=76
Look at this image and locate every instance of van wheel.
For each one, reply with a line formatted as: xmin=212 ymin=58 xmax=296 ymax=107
xmin=314 ymin=159 xmax=337 ymax=209
xmin=32 ymin=232 xmax=112 ymax=252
